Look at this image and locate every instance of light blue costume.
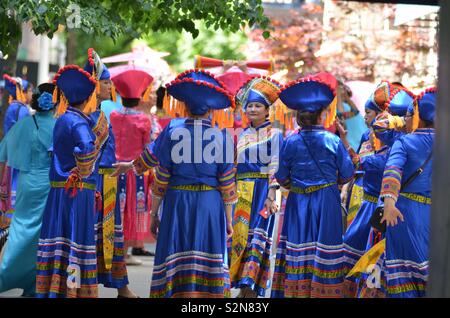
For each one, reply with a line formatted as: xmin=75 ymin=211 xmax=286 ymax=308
xmin=0 ymin=110 xmax=56 ymax=296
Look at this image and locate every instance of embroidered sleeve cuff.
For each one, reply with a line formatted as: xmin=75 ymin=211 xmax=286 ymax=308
xmin=132 ymin=156 xmax=151 ymax=176
xmin=74 ymin=150 xmax=97 ymax=178
xmin=380 ymin=166 xmax=402 ymax=201
xmin=151 ymin=165 xmax=170 ymax=198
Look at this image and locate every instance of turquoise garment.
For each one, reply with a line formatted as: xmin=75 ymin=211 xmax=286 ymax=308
xmin=100 ymin=96 xmax=122 ymax=124
xmin=0 ymin=111 xmax=56 ymax=296
xmin=338 ymin=102 xmax=367 ymax=151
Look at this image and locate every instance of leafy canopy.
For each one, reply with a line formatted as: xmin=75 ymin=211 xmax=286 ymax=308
xmin=0 ymin=0 xmax=270 ymax=54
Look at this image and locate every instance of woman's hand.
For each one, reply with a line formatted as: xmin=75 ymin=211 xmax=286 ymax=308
xmin=264 ymin=198 xmax=278 ymax=215
xmin=226 ymin=221 xmax=233 ymax=239
xmin=150 ymin=214 xmax=160 ymax=239
xmin=111 ymin=161 xmax=133 ymax=177
xmin=381 ymin=198 xmax=404 ymax=227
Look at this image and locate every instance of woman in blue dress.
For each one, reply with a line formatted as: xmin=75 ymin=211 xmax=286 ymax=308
xmin=36 ymin=65 xmax=107 ymax=298
xmin=271 ymin=72 xmax=354 ymax=298
xmin=344 ymin=81 xmax=408 ymax=228
xmin=230 ymin=76 xmax=283 ymax=298
xmin=0 ymin=83 xmax=56 ymax=297
xmin=379 ymin=87 xmax=436 ymax=297
xmin=121 ymin=69 xmax=237 ymax=297
xmin=83 ymin=48 xmax=137 ymax=298
xmin=341 ymin=82 xmax=414 ymax=297
xmin=0 ymin=75 xmax=32 ymax=229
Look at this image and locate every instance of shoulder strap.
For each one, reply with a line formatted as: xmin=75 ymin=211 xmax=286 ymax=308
xmin=299 ymin=131 xmax=332 ymax=185
xmin=401 ymin=150 xmax=432 ymax=190
xmin=15 ymin=104 xmax=22 ymax=122
xmin=32 ymin=115 xmax=39 ymax=130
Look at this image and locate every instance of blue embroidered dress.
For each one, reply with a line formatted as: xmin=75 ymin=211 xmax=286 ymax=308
xmin=90 ymin=110 xmax=128 ymax=289
xmin=36 ymin=107 xmax=106 ymax=298
xmin=230 ymin=120 xmax=283 ymax=296
xmin=0 ymin=100 xmax=30 ymax=222
xmin=271 ymin=125 xmax=354 ymax=298
xmin=343 ymin=145 xmax=389 ymax=297
xmin=135 ymin=118 xmax=237 ymax=298
xmin=379 ymin=128 xmax=434 ymax=297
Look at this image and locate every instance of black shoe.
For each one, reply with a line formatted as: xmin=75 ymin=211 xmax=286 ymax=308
xmin=131 ymin=247 xmax=155 ymax=256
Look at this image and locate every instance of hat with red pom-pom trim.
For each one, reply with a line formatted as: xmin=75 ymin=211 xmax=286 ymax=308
xmin=279 ymin=72 xmax=338 ymax=128
xmin=53 ymin=65 xmax=97 ymax=105
xmin=365 ymin=81 xmax=414 ymax=116
xmin=279 ymin=72 xmax=337 ymax=112
xmin=166 ymin=69 xmax=234 ymax=115
xmin=2 ymin=74 xmax=29 ymax=100
xmin=52 ymin=65 xmax=98 ymax=116
xmin=83 ymin=48 xmax=110 ymax=80
xmin=408 ymin=87 xmax=436 ymax=131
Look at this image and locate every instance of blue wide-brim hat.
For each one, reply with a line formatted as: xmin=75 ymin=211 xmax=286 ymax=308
xmin=53 ymin=65 xmax=97 ymax=105
xmin=408 ymin=87 xmax=436 ymax=123
xmin=83 ymin=48 xmax=110 ymax=80
xmin=365 ymin=81 xmax=414 ymax=116
xmin=3 ymin=74 xmax=29 ymax=99
xmin=279 ymin=72 xmax=337 ymax=112
xmin=166 ymin=69 xmax=234 ymax=115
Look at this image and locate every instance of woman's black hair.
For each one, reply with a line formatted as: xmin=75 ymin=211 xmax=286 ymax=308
xmin=31 ymin=83 xmax=55 ymax=112
xmin=296 ymin=109 xmax=322 ymax=127
xmin=156 ymin=86 xmax=166 ymax=109
xmin=122 ymin=98 xmax=140 ymax=108
xmin=423 ymin=119 xmax=434 ymax=128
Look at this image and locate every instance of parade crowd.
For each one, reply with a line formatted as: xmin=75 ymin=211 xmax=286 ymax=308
xmin=0 ymin=48 xmax=435 ymax=298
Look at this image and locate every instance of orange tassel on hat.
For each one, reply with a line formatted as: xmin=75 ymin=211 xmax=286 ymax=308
xmin=16 ymin=85 xmax=27 ymax=104
xmin=324 ymin=96 xmax=337 ymax=129
xmin=411 ymin=100 xmax=420 ymax=132
xmin=142 ymin=86 xmax=152 ymax=102
xmin=82 ymin=92 xmax=97 ymax=115
xmin=95 ymin=80 xmax=101 ymax=95
xmin=54 ymin=89 xmax=69 ymax=118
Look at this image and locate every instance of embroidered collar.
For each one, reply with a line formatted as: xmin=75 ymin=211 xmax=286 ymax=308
xmin=414 ymin=128 xmax=435 ymax=134
xmin=300 ymin=125 xmax=324 ymax=131
xmin=185 ymin=118 xmax=212 ymax=127
xmin=249 ymin=120 xmax=271 ymax=131
xmin=67 ymin=106 xmax=93 ymax=124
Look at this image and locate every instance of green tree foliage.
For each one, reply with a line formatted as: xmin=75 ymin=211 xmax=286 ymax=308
xmin=0 ymin=0 xmax=270 ymax=55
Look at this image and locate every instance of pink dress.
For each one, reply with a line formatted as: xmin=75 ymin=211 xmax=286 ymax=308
xmin=110 ymin=108 xmax=151 ymax=243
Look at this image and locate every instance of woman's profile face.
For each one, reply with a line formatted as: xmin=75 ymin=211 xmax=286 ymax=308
xmin=364 ymin=108 xmax=377 ymax=127
xmin=98 ymin=79 xmax=112 ymax=101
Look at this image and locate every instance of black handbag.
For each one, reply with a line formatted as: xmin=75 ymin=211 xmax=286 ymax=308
xmin=370 ymin=150 xmax=433 ymax=233
xmin=0 ymin=227 xmax=8 ymax=253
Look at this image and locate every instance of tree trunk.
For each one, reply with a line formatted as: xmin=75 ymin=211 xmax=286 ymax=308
xmin=66 ymin=30 xmax=77 ymax=65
